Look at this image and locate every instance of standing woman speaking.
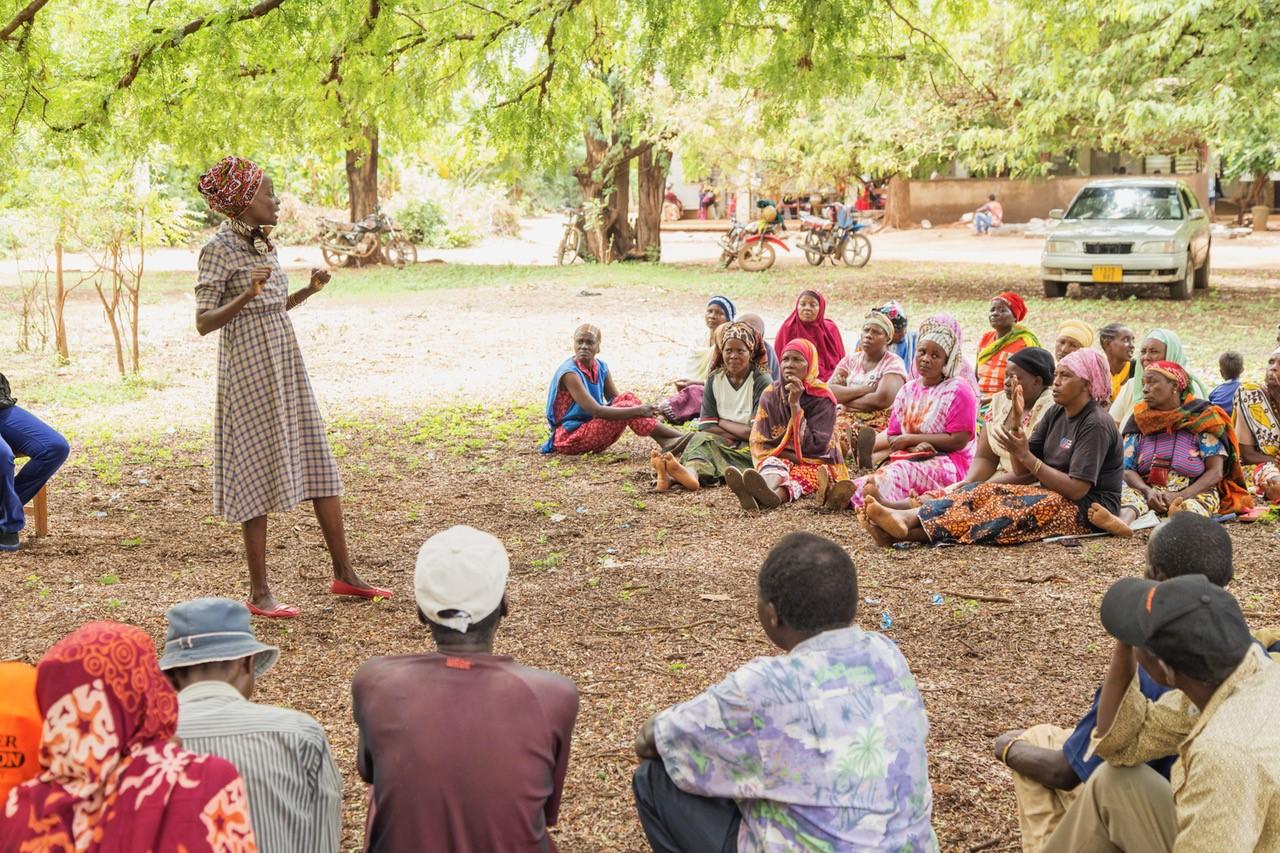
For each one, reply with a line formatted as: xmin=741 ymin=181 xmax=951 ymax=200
xmin=195 ymin=156 xmax=390 ymax=618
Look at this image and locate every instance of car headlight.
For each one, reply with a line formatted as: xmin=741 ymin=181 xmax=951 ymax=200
xmin=1135 ymin=240 xmax=1176 ymax=253
xmin=1045 ymin=240 xmax=1075 ymax=253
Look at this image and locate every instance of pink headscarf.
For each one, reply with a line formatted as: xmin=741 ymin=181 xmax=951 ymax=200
xmin=1060 ymin=348 xmax=1111 ymax=403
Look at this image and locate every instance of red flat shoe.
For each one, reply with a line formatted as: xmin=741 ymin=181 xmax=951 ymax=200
xmin=330 ymin=579 xmax=393 ymax=600
xmin=245 ymin=601 xmax=301 ymax=619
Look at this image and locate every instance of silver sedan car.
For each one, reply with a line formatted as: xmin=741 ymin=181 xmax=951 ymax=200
xmin=1040 ymin=179 xmax=1211 ymax=300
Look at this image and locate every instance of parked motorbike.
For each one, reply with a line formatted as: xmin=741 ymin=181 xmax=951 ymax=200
xmin=799 ymin=206 xmax=872 ymax=267
xmin=319 ymin=209 xmax=417 ymax=268
xmin=719 ymin=218 xmax=790 ymax=271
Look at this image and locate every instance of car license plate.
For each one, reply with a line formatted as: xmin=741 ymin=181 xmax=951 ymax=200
xmin=1091 ymin=266 xmax=1123 ymax=283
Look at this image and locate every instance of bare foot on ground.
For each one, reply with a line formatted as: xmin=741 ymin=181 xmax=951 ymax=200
xmin=860 ymin=511 xmax=895 ymax=547
xmin=1088 ymin=503 xmax=1134 ymax=538
xmin=651 ymin=449 xmax=671 ymax=491
xmin=866 ymin=497 xmax=910 ymax=539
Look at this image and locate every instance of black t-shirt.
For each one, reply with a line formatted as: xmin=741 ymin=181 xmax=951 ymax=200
xmin=1029 ymin=400 xmax=1123 ymax=518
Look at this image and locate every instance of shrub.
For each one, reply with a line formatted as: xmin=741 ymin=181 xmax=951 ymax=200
xmin=397 ymin=199 xmax=449 ymax=246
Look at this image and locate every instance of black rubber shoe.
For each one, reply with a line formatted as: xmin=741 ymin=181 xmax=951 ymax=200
xmin=0 ymin=532 xmax=19 ymax=552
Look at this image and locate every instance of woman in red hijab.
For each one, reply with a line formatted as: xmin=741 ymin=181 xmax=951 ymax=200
xmin=0 ymin=623 xmax=257 ymax=852
xmin=773 ymin=290 xmax=846 ymax=381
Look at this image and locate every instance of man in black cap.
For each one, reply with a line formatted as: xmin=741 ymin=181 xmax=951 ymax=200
xmin=1043 ymin=573 xmax=1280 ymax=851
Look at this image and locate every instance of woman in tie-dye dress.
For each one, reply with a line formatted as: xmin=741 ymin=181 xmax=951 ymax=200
xmin=849 ymin=315 xmax=977 ymax=509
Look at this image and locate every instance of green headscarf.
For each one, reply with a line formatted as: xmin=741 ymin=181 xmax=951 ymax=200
xmin=1114 ymin=328 xmax=1208 ymax=416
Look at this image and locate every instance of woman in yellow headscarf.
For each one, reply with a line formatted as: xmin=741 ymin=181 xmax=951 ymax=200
xmin=1053 ymin=319 xmax=1094 ymax=361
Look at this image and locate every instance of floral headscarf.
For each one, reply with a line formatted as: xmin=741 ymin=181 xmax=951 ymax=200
xmin=0 ymin=623 xmax=257 ymax=852
xmin=197 ymin=156 xmax=264 ymax=218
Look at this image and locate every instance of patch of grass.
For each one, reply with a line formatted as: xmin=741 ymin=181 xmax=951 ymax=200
xmin=24 ymin=373 xmax=167 ymax=409
xmin=98 ymin=572 xmax=121 ymax=585
xmin=530 ymin=552 xmax=564 ymax=571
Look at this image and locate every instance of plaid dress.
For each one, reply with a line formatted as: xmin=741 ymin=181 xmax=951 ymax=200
xmin=196 ymin=223 xmax=342 ymax=523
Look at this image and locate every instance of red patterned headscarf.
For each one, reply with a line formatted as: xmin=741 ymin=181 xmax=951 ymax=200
xmin=197 ymin=156 xmax=265 ymax=218
xmin=0 ymin=622 xmax=258 ymax=852
xmin=1146 ymin=360 xmax=1190 ymax=393
xmin=994 ymin=291 xmax=1028 ymax=322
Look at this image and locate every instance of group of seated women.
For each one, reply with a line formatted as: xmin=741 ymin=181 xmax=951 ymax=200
xmin=541 ymin=288 xmax=1280 ymax=547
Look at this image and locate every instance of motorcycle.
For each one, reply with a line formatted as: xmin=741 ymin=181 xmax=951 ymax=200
xmin=319 ymin=209 xmax=418 ymax=269
xmin=799 ymin=206 xmax=872 ymax=267
xmin=718 ymin=217 xmax=790 ymax=271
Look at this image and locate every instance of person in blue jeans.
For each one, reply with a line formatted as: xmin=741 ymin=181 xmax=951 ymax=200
xmin=992 ymin=512 xmax=1248 ymax=851
xmin=0 ymin=374 xmax=70 ymax=551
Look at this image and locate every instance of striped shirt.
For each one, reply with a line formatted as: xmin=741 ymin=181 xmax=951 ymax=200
xmin=177 ymin=681 xmax=342 ymax=853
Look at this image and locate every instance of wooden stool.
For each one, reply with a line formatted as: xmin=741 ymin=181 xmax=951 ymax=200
xmin=16 ymin=456 xmax=50 ymax=537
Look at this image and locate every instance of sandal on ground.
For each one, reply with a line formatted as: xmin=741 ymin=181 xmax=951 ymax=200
xmin=822 ymin=479 xmax=856 ymax=512
xmin=246 ymin=601 xmax=301 ymax=619
xmin=816 ymin=466 xmax=831 ymax=505
xmin=330 ymin=579 xmax=394 ymax=600
xmin=742 ymin=468 xmax=784 ymax=509
xmin=724 ymin=468 xmax=758 ymax=512
xmin=857 ymin=426 xmax=878 ymax=470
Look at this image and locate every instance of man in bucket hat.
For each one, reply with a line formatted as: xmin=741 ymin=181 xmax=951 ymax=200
xmin=160 ymin=598 xmax=341 ymax=853
xmin=351 ymin=525 xmax=579 ymax=852
xmin=1044 ymin=575 xmax=1280 ymax=851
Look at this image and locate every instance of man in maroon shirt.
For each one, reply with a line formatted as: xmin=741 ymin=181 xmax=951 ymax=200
xmin=352 ymin=526 xmax=579 ymax=852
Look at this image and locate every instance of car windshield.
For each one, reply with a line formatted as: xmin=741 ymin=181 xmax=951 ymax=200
xmin=1065 ymin=186 xmax=1184 ymax=221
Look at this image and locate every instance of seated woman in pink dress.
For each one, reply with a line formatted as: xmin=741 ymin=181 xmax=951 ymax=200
xmin=849 ymin=315 xmax=977 ymax=509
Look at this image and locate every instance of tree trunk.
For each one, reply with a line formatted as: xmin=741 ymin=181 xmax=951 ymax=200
xmin=886 ymin=175 xmax=912 ymax=229
xmin=609 ymin=158 xmax=637 ymax=259
xmin=635 ymin=148 xmax=667 ymax=261
xmin=344 ymin=125 xmax=383 ymax=266
xmin=54 ymin=241 xmax=69 ymax=362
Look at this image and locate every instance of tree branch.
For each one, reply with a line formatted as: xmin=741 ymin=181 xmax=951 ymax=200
xmin=48 ymin=0 xmax=289 ymax=131
xmin=0 ymin=0 xmax=50 ymax=42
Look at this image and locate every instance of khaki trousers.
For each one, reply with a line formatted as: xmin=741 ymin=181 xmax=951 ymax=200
xmin=1010 ymin=724 xmax=1081 ymax=852
xmin=1043 ymin=763 xmax=1177 ymax=853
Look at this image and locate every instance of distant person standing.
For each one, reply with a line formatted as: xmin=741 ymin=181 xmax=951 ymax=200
xmin=974 ymin=193 xmax=1004 ymax=235
xmin=195 ymin=156 xmax=391 ymax=617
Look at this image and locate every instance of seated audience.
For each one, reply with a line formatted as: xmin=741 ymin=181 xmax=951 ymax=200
xmin=0 ymin=623 xmax=256 ymax=851
xmin=994 ymin=513 xmax=1235 ymax=851
xmin=975 ymin=291 xmax=1040 ymax=420
xmin=1234 ymin=345 xmax=1280 ymax=504
xmin=0 ymin=661 xmax=39 ymax=802
xmin=1042 ymin=573 xmax=1280 ymax=851
xmin=726 ymin=340 xmax=849 ymax=511
xmin=773 ymin=290 xmax=846 ymax=381
xmin=1098 ymin=322 xmax=1136 ymax=405
xmin=939 ymin=347 xmax=1056 ymax=494
xmin=875 ymin=300 xmax=919 ymax=375
xmin=632 ymin=532 xmax=937 ymax=852
xmin=1208 ymin=351 xmax=1243 ymax=416
xmin=739 ymin=312 xmax=781 ymax=381
xmin=1053 ymin=320 xmax=1093 ymax=361
xmin=864 ymin=349 xmax=1122 ymax=546
xmin=160 ymin=598 xmax=341 ymax=853
xmin=851 ymin=315 xmax=977 ymax=508
xmin=829 ymin=311 xmax=909 ymax=467
xmin=658 ymin=322 xmax=772 ymax=491
xmin=659 ymin=296 xmax=735 ymax=424
xmin=1089 ymin=362 xmax=1251 ymax=536
xmin=352 ymin=526 xmax=579 ymax=851
xmin=0 ymin=372 xmax=70 ymax=552
xmin=540 ymin=324 xmax=684 ymax=455
xmin=1110 ymin=329 xmax=1208 ymax=425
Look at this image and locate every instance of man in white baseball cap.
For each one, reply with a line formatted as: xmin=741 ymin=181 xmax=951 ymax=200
xmin=351 ymin=526 xmax=579 ymax=852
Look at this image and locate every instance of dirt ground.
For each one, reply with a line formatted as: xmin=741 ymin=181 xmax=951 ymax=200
xmin=3 ymin=261 xmax=1280 ymax=851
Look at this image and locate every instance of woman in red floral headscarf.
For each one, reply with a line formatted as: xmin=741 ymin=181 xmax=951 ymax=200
xmin=195 ymin=156 xmax=391 ymax=618
xmin=0 ymin=622 xmax=257 ymax=852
